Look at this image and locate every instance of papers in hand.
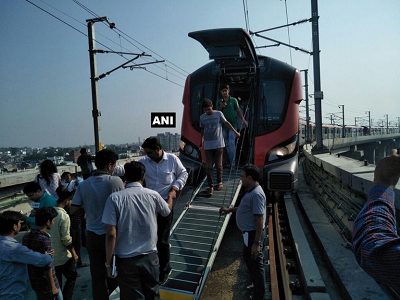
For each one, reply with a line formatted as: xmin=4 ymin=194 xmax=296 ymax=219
xmin=242 ymin=232 xmax=249 ymax=247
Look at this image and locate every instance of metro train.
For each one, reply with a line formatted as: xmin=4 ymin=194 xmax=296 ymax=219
xmin=178 ymin=28 xmax=303 ymax=192
xmin=299 ymin=119 xmax=400 ymax=145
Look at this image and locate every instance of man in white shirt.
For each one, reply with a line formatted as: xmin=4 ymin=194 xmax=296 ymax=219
xmin=139 ymin=137 xmax=188 ymax=284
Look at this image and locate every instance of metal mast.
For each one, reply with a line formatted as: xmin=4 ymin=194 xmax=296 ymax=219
xmin=87 ymin=17 xmax=107 ymax=153
xmin=311 ymin=0 xmax=324 ymax=151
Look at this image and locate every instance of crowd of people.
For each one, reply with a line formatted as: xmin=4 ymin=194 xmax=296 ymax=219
xmin=2 ymin=91 xmax=396 ymax=300
xmin=1 ymin=86 xmax=273 ymax=300
xmin=0 ymin=138 xmax=190 ymax=300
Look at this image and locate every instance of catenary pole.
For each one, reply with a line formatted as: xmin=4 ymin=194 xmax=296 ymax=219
xmin=339 ymin=105 xmax=345 ymax=137
xmin=366 ymin=111 xmax=371 ymax=134
xmin=311 ymin=0 xmax=324 ymax=151
xmin=87 ymin=18 xmax=105 ymax=153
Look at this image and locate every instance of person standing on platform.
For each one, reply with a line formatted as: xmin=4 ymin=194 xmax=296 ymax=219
xmin=139 ymin=137 xmax=188 ymax=284
xmin=22 ymin=207 xmax=62 ymax=300
xmin=77 ymin=148 xmax=93 ymax=180
xmin=35 ymin=159 xmax=61 ymax=199
xmin=220 ymin=164 xmax=266 ymax=300
xmin=216 ymin=84 xmax=248 ymax=168
xmin=48 ymin=187 xmax=78 ymax=300
xmin=23 ymin=181 xmax=57 ymax=229
xmin=199 ymin=98 xmax=240 ymax=196
xmin=61 ymin=172 xmax=82 ymax=194
xmin=352 ymin=153 xmax=400 ymax=292
xmin=0 ymin=211 xmax=53 ymax=299
xmin=70 ymin=149 xmax=124 ymax=299
xmin=103 ymin=161 xmax=172 ymax=299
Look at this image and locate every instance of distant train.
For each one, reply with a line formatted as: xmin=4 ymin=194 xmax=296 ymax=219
xmin=178 ymin=28 xmax=302 ymax=192
xmin=299 ymin=119 xmax=400 ymax=145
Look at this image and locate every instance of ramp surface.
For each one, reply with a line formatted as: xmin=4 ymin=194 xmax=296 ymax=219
xmin=160 ymin=169 xmax=242 ymax=300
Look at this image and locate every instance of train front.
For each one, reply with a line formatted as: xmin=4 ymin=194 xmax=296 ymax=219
xmin=179 ymin=28 xmax=302 ymax=192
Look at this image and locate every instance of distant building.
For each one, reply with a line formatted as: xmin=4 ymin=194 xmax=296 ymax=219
xmin=157 ymin=132 xmax=181 ymax=152
xmin=47 ymin=156 xmax=64 ymax=165
xmin=64 ymin=151 xmax=80 ymax=163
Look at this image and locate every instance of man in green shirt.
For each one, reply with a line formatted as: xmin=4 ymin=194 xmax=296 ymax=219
xmin=216 ymin=84 xmax=248 ymax=167
xmin=23 ymin=181 xmax=57 ymax=229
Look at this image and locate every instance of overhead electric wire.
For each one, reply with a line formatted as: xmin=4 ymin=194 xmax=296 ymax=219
xmin=284 ymin=0 xmax=293 ymax=65
xmin=242 ymin=0 xmax=250 ymax=32
xmin=70 ymin=0 xmax=188 ymax=79
xmin=28 ymin=0 xmax=185 ymax=87
xmin=25 ymin=0 xmax=87 ymax=38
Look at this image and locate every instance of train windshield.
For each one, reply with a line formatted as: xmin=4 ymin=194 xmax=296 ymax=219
xmin=190 ymin=82 xmax=214 ymax=130
xmin=257 ymin=80 xmax=288 ymax=134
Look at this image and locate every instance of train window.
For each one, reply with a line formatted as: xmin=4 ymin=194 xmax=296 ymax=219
xmin=190 ymin=82 xmax=214 ymax=131
xmin=257 ymin=80 xmax=287 ymax=134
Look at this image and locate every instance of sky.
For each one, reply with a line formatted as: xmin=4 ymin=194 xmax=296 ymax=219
xmin=1 ymin=0 xmax=399 ymax=148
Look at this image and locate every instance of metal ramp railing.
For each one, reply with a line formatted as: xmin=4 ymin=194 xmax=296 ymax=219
xmin=160 ymin=169 xmax=242 ymax=300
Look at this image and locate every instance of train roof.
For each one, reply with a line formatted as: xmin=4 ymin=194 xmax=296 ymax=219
xmin=189 ymin=28 xmax=258 ymax=66
xmin=188 ymin=28 xmax=297 ymax=79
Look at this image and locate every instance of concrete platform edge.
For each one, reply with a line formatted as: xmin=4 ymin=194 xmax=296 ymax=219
xmin=296 ymin=174 xmax=391 ymax=300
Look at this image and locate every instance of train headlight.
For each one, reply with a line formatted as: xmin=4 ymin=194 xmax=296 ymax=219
xmin=180 ymin=140 xmax=199 ymax=159
xmin=268 ymin=139 xmax=297 ymax=161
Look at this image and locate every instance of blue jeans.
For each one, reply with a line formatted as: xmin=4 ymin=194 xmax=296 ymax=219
xmin=222 ymin=127 xmax=236 ymax=165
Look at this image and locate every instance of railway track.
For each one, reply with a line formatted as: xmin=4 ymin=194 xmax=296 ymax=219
xmin=266 ymin=193 xmax=328 ymax=300
xmin=268 ymin=199 xmax=303 ymax=300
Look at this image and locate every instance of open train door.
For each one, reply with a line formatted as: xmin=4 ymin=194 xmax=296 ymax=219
xmin=188 ymin=28 xmax=259 ymax=164
xmin=188 ymin=28 xmax=259 ymax=69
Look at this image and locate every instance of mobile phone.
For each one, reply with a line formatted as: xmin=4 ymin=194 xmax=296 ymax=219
xmin=111 ymin=254 xmax=117 ymax=277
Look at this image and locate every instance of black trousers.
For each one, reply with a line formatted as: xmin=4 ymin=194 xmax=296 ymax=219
xmin=116 ymin=252 xmax=160 ymax=300
xmin=55 ymin=258 xmax=77 ymax=300
xmin=86 ymin=230 xmax=118 ymax=300
xmin=70 ymin=225 xmax=82 ymax=264
xmin=243 ymin=230 xmax=266 ymax=300
xmin=157 ymin=210 xmax=173 ymax=276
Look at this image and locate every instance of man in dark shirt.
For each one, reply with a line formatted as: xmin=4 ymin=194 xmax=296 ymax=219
xmin=22 ymin=207 xmax=61 ymax=300
xmin=77 ymin=148 xmax=93 ymax=180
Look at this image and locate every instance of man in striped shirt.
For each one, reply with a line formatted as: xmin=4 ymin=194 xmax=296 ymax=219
xmin=352 ymin=153 xmax=400 ymax=291
xmin=22 ymin=207 xmax=62 ymax=300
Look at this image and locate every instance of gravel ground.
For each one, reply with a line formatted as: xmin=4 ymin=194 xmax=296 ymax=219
xmin=201 ymin=217 xmax=250 ymax=300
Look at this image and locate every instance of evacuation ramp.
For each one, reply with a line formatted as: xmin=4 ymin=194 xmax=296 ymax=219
xmin=160 ymin=169 xmax=242 ymax=300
